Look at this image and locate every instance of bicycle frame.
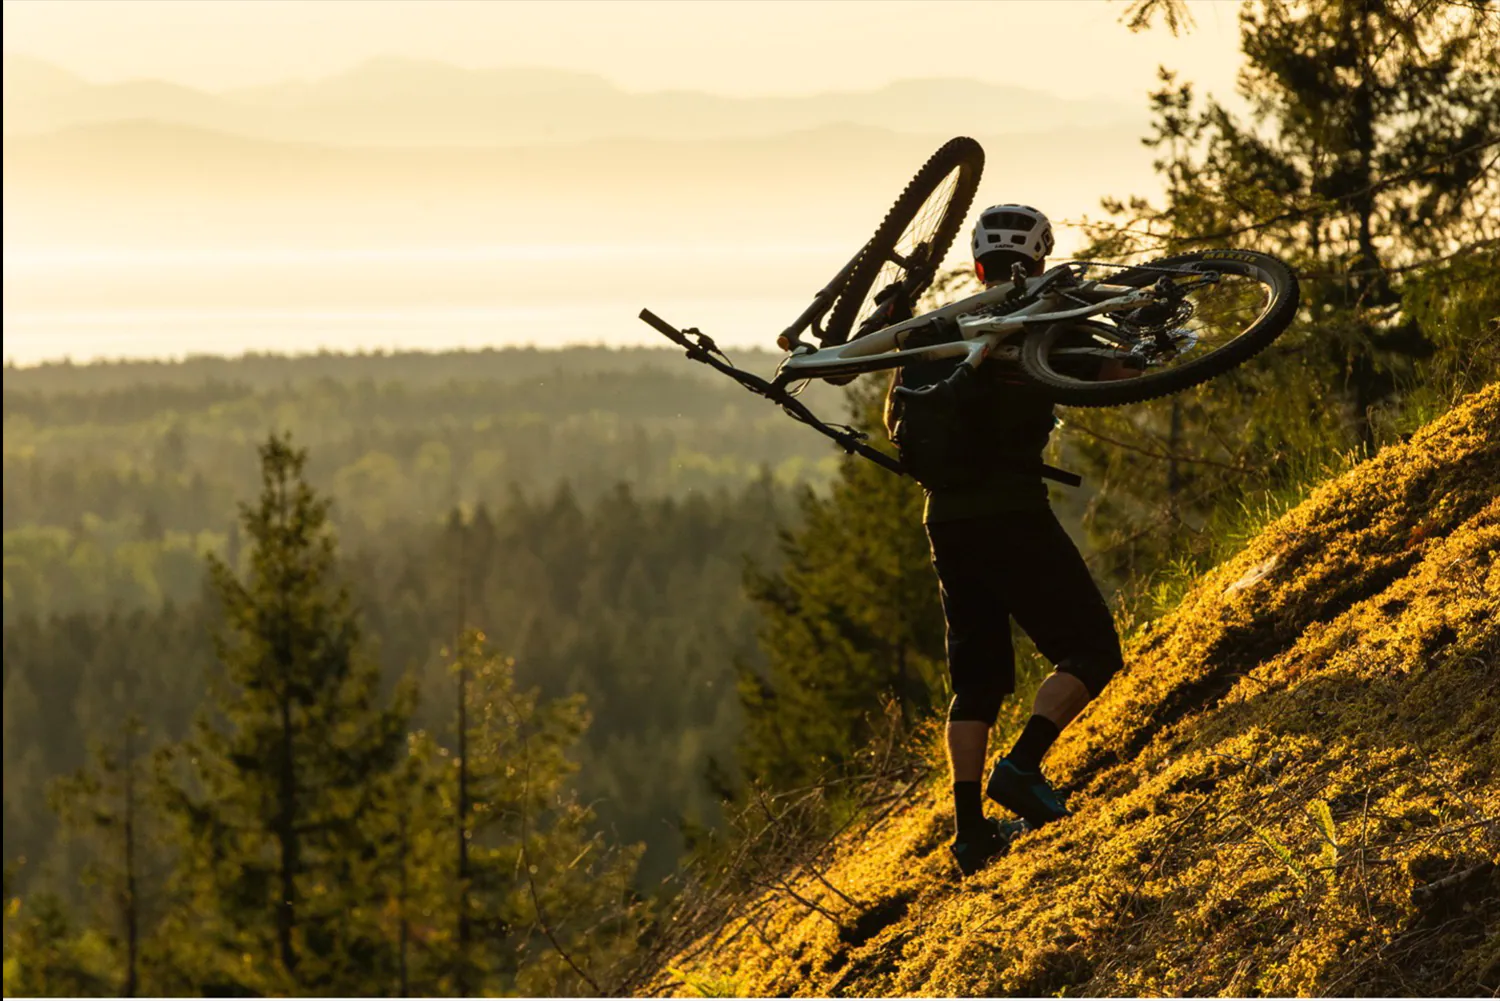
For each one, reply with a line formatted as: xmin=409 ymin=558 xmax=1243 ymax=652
xmin=772 ymin=263 xmax=1157 ymax=387
xmin=637 ymin=261 xmax=1155 ymax=486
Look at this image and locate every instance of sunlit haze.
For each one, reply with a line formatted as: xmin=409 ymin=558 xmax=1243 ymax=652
xmin=3 ymin=1 xmax=1245 ymax=99
xmin=2 ymin=0 xmax=1249 ymax=365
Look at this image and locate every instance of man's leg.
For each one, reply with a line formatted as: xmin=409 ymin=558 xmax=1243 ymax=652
xmin=1005 ymin=670 xmax=1090 ymax=772
xmin=928 ymin=519 xmax=1018 ymax=874
xmin=1032 ymin=669 xmax=1092 ymax=727
xmin=947 ymin=720 xmax=990 ymax=781
xmin=988 ymin=508 xmax=1124 ymax=825
xmin=947 ymin=720 xmax=989 ymax=836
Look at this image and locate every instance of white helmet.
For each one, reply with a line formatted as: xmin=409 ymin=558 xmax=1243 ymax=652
xmin=971 ymin=204 xmax=1055 ymax=263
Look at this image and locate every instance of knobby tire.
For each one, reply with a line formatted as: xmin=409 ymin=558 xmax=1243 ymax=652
xmin=821 ymin=136 xmax=985 ymax=347
xmin=1018 ymin=249 xmax=1300 ymax=407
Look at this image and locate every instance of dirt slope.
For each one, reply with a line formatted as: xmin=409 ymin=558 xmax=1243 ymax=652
xmin=662 ymin=385 xmax=1500 ymax=997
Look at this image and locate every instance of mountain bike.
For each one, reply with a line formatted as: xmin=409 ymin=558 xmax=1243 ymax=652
xmin=639 ymin=136 xmax=1299 ymax=479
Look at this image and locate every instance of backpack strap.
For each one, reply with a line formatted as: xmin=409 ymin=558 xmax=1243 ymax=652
xmin=976 ymin=454 xmax=1082 ymax=487
xmin=1036 ymin=461 xmax=1083 ymax=487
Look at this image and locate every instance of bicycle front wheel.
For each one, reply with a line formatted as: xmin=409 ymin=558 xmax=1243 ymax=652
xmin=1019 ymin=249 xmax=1299 ymax=407
xmin=821 ymin=136 xmax=984 ymax=347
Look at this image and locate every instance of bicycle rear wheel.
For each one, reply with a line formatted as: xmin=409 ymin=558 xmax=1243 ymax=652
xmin=1019 ymin=249 xmax=1299 ymax=407
xmin=821 ymin=136 xmax=984 ymax=347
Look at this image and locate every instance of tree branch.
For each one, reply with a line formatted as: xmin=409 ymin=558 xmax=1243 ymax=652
xmin=1066 ymin=421 xmax=1257 ymax=474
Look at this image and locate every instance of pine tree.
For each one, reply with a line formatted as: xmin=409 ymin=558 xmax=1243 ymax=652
xmin=738 ymin=381 xmax=948 ymax=792
xmin=392 ymin=630 xmax=642 ymax=995
xmin=48 ymin=715 xmax=153 ymax=997
xmin=364 ymin=731 xmax=445 ymax=998
xmin=1 ymin=665 xmax=48 ymax=870
xmin=1 ymin=891 xmax=112 ymax=997
xmin=1067 ymin=0 xmax=1499 ymax=587
xmin=154 ymin=432 xmax=413 ymax=994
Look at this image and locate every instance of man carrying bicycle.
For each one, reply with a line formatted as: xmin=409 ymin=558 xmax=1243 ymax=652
xmin=643 ymin=141 xmax=1294 ymax=878
xmin=883 ymin=205 xmax=1127 ymax=877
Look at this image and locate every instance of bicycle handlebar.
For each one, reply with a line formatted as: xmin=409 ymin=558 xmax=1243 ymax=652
xmin=638 ymin=308 xmax=906 ymax=476
xmin=638 ymin=308 xmax=1081 ymax=487
xmin=639 ymin=308 xmax=693 ymax=348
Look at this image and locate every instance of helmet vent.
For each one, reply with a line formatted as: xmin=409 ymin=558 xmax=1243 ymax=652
xmin=972 ymin=203 xmax=1054 ymax=267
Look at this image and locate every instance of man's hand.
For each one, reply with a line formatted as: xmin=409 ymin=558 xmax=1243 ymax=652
xmin=1097 ymin=357 xmax=1146 ymax=381
xmin=855 ymin=282 xmax=914 ymax=339
xmin=824 ymin=283 xmax=914 ymax=385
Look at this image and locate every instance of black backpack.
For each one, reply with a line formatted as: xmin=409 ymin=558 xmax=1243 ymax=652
xmin=887 ymin=320 xmax=1071 ymax=491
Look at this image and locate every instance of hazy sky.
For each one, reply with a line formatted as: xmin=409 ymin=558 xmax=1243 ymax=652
xmin=3 ymin=0 xmax=1254 ymax=364
xmin=3 ymin=0 xmax=1246 ymax=101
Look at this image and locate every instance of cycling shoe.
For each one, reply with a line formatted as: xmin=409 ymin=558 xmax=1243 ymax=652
xmin=986 ymin=758 xmax=1071 ymax=828
xmin=950 ymin=816 xmax=1028 ymax=877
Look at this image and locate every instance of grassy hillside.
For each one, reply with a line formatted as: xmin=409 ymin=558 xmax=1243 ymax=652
xmin=658 ymin=384 xmax=1500 ymax=997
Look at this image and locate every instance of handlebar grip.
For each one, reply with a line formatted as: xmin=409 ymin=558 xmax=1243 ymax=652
xmin=638 ymin=308 xmax=691 ymax=347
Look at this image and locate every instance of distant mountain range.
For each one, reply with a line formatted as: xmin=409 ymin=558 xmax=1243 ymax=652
xmin=3 ymin=118 xmax=1156 ymax=250
xmin=2 ymin=53 xmax=1145 ymax=147
xmin=2 ymin=56 xmax=1167 ymax=366
xmin=3 ymin=52 xmax=1161 ymax=263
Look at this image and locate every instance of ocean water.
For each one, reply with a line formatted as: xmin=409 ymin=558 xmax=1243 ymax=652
xmin=2 ymin=242 xmax=870 ymax=365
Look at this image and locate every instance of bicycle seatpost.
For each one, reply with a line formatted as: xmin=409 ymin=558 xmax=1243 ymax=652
xmin=1006 ymin=261 xmax=1031 ymax=302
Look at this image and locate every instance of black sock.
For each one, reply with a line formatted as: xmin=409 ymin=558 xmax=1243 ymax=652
xmin=954 ymin=781 xmax=985 ymax=836
xmin=1006 ymin=716 xmax=1061 ymax=772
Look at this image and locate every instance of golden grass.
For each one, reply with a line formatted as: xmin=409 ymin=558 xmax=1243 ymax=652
xmin=658 ymin=384 xmax=1500 ymax=997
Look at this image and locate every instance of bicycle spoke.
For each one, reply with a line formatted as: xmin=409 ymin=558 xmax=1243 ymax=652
xmin=822 ymin=136 xmax=983 ymax=345
xmin=847 ymin=169 xmax=963 ymax=332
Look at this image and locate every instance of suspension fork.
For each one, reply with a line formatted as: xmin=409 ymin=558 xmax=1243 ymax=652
xmin=776 ymin=243 xmax=868 ymax=351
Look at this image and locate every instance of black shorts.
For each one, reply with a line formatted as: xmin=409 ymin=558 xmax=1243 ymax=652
xmin=926 ymin=507 xmax=1123 ymax=723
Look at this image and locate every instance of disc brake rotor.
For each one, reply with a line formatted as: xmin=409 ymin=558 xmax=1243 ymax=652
xmin=1120 ymin=298 xmax=1197 ymax=362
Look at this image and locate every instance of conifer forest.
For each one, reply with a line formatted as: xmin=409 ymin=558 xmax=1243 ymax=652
xmin=4 ymin=0 xmax=1498 ymax=995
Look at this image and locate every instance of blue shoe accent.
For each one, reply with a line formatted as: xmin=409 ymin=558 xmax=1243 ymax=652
xmin=986 ymin=758 xmax=1071 ymax=828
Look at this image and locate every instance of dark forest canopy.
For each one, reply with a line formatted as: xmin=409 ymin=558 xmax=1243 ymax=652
xmin=3 ymin=347 xmax=844 ymax=621
xmin=3 ymin=462 xmax=794 ymax=903
xmin=2 ymin=344 xmax=799 ymax=392
xmin=3 ymin=347 xmax=831 ymax=928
